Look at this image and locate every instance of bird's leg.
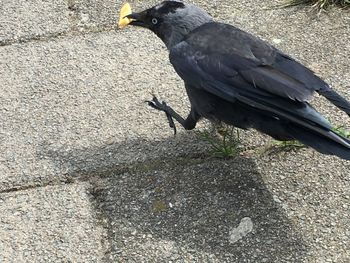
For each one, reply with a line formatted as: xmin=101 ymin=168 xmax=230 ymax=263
xmin=146 ymin=96 xmax=200 ymax=135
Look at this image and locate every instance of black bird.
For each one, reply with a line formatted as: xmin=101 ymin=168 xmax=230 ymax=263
xmin=120 ymin=1 xmax=350 ymax=160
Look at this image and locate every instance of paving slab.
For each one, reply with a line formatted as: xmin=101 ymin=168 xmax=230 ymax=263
xmin=256 ymin=149 xmax=350 ymax=262
xmin=1 ymin=1 xmax=350 ymax=262
xmin=92 ymin=158 xmax=307 ymax=262
xmin=0 ymin=30 xmax=210 ymax=191
xmin=0 ymin=0 xmax=69 ymax=44
xmin=1 ymin=0 xmax=349 ymax=192
xmin=0 ymin=182 xmax=107 ymax=262
xmin=91 ymin=154 xmax=349 ymax=262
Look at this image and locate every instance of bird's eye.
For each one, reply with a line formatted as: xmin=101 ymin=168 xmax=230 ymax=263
xmin=151 ymin=18 xmax=158 ymax=25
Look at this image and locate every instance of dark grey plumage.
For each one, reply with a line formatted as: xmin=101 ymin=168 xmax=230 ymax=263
xmin=126 ymin=1 xmax=350 ymax=160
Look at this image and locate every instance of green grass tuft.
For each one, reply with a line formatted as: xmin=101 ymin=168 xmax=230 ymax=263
xmin=196 ymin=125 xmax=242 ymax=158
xmin=287 ymin=0 xmax=350 ymax=9
xmin=332 ymin=125 xmax=350 ymax=139
xmin=196 ymin=122 xmax=350 ymax=158
xmin=265 ymin=140 xmax=307 ymax=156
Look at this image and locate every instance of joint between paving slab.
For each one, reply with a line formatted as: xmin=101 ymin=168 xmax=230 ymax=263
xmin=0 ymin=31 xmax=67 ymax=47
xmin=0 ymin=154 xmax=210 ymax=194
xmin=0 ymin=24 xmax=118 ymax=47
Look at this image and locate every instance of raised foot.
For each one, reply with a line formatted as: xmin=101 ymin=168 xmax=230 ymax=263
xmin=146 ymin=96 xmax=177 ymax=135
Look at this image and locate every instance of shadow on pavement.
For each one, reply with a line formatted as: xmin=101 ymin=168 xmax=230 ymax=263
xmin=40 ymin=135 xmax=307 ymax=262
xmin=38 ymin=132 xmax=208 ymax=179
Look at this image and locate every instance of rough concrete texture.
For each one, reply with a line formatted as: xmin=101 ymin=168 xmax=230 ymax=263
xmin=256 ymin=149 xmax=350 ymax=262
xmin=0 ymin=0 xmax=349 ymax=262
xmin=0 ymin=0 xmax=68 ymax=44
xmin=0 ymin=30 xmax=209 ymax=191
xmin=93 ymin=159 xmax=307 ymax=262
xmin=0 ymin=183 xmax=107 ymax=262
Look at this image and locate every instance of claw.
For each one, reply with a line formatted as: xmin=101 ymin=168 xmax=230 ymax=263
xmin=161 ymin=101 xmax=177 ymax=135
xmin=151 ymin=96 xmax=161 ymax=105
xmin=145 ymin=100 xmax=158 ymax=110
xmin=145 ymin=96 xmax=162 ymax=109
xmin=165 ymin=112 xmax=177 ymax=135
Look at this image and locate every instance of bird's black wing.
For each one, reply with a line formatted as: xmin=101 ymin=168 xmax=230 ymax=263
xmin=170 ymin=22 xmax=350 ymax=117
xmin=170 ymin=41 xmax=333 ymax=134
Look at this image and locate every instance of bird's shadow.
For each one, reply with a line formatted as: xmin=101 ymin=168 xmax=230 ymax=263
xmin=39 ymin=134 xmax=307 ymax=261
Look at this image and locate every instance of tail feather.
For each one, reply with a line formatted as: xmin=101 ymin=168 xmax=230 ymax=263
xmin=287 ymin=124 xmax=350 ymax=160
xmin=318 ymin=87 xmax=350 ymax=117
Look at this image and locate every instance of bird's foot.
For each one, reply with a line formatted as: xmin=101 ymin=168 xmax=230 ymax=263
xmin=146 ymin=96 xmax=177 ymax=135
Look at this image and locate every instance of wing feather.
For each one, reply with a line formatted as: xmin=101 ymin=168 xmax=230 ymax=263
xmin=173 ymin=22 xmax=331 ymax=102
xmin=170 ymin=31 xmax=332 ymax=130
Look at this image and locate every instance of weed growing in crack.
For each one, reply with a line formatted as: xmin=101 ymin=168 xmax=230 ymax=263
xmin=285 ymin=0 xmax=350 ymax=10
xmin=196 ymin=125 xmax=242 ymax=158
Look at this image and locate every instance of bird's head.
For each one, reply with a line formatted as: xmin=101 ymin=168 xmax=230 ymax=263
xmin=119 ymin=1 xmax=213 ymax=49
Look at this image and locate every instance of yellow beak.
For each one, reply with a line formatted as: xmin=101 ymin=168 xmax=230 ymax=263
xmin=118 ymin=3 xmax=133 ymax=29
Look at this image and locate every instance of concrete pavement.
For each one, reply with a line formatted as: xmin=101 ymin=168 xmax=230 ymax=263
xmin=0 ymin=0 xmax=349 ymax=262
xmin=0 ymin=183 xmax=106 ymax=262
